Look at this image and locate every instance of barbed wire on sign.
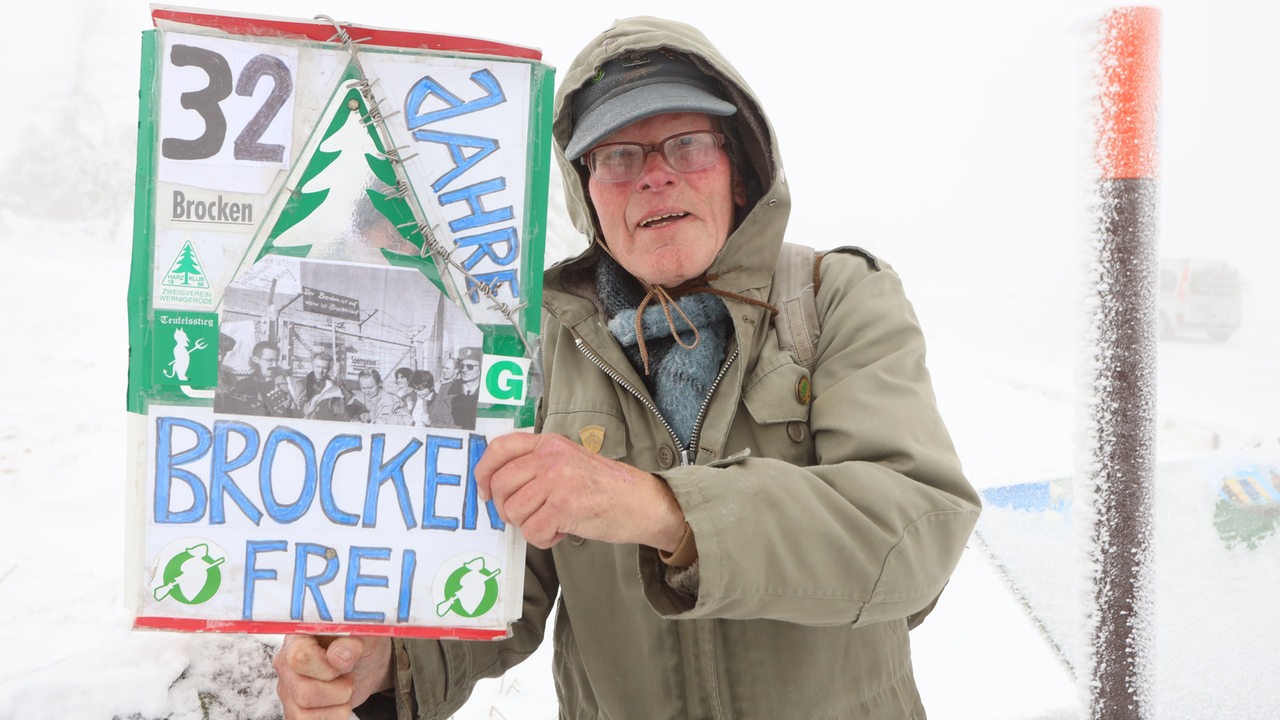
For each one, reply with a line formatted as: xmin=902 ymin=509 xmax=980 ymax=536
xmin=314 ymin=14 xmax=536 ymax=361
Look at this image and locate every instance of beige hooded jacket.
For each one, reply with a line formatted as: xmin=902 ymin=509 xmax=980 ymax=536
xmin=381 ymin=16 xmax=981 ymax=720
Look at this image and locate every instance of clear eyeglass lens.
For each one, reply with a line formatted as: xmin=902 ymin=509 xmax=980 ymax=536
xmin=664 ymin=133 xmax=720 ymax=172
xmin=587 ymin=132 xmax=722 ymax=182
xmin=592 ymin=147 xmax=641 ymax=182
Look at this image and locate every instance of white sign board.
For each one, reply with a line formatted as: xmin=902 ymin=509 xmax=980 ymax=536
xmin=127 ymin=6 xmax=553 ymax=639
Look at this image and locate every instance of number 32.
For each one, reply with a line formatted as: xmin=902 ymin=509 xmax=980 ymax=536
xmin=162 ymin=44 xmax=292 ymax=163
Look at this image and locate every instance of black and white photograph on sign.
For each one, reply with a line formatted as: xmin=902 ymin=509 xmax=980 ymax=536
xmin=215 ymin=256 xmax=484 ymax=430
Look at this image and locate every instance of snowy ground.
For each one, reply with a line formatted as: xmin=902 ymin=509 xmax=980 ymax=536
xmin=3 ymin=199 xmax=1276 ymax=720
xmin=0 ymin=215 xmax=1089 ymax=720
xmin=3 ymin=0 xmax=1280 ymax=718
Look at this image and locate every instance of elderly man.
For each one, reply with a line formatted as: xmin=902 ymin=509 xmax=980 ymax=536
xmin=275 ymin=17 xmax=980 ymax=720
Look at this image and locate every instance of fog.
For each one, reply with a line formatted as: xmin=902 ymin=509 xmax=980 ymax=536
xmin=1 ymin=0 xmax=1276 ymax=717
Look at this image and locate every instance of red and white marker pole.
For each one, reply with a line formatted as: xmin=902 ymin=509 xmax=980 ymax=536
xmin=1085 ymin=7 xmax=1160 ymax=720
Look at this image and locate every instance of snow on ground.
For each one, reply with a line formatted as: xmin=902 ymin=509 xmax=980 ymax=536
xmin=6 ymin=199 xmax=1275 ymax=720
xmin=0 ymin=213 xmax=1086 ymax=720
xmin=3 ymin=0 xmax=1279 ymax=718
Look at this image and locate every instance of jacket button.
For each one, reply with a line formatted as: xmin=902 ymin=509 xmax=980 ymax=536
xmin=795 ymin=375 xmax=812 ymax=404
xmin=787 ymin=421 xmax=807 ymax=443
xmin=657 ymin=446 xmax=676 ymax=468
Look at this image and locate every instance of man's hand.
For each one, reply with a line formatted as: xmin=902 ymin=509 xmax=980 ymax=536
xmin=274 ymin=635 xmax=392 ymax=719
xmin=475 ymin=432 xmax=687 ymax=551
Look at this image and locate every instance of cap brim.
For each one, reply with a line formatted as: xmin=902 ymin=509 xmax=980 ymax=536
xmin=566 ymin=82 xmax=736 ymax=160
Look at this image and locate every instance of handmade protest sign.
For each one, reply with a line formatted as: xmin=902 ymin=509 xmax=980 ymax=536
xmin=126 ymin=7 xmax=552 ymax=639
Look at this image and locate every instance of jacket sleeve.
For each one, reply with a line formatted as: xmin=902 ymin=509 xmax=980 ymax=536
xmin=645 ymin=252 xmax=981 ymax=627
xmin=367 ymin=545 xmax=558 ymax=720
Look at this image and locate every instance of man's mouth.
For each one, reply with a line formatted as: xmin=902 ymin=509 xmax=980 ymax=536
xmin=638 ymin=212 xmax=688 ymax=228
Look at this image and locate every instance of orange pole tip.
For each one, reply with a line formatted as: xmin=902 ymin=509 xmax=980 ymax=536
xmin=1097 ymin=6 xmax=1161 ymax=180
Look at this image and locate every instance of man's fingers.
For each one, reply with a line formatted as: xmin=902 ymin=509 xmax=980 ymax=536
xmin=501 ymin=478 xmax=556 ymax=528
xmin=482 ymin=444 xmax=552 ymax=520
xmin=284 ymin=673 xmax=355 ymax=712
xmin=275 ymin=635 xmax=358 ymax=718
xmin=324 ymin=636 xmax=366 ymax=674
xmin=348 ymin=637 xmax=395 ymax=705
xmin=475 ymin=432 xmax=550 ymax=502
xmin=501 ymin=479 xmax=578 ymax=548
xmin=475 ymin=432 xmax=541 ymax=478
xmin=279 ymin=635 xmax=345 ymax=681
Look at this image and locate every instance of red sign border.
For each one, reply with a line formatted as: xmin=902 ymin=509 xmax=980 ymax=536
xmin=135 ymin=615 xmax=510 ymax=640
xmin=151 ymin=6 xmax=544 ymax=61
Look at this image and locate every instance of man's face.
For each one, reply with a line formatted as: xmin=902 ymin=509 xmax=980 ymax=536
xmin=396 ymin=375 xmax=410 ymax=391
xmin=459 ymin=356 xmax=481 ymax=384
xmin=587 ymin=112 xmax=744 ymax=287
xmin=254 ymin=348 xmax=279 ymax=378
xmin=441 ymin=359 xmax=456 ymax=381
xmin=312 ymin=358 xmax=331 ymax=377
xmin=359 ymin=375 xmax=378 ymax=399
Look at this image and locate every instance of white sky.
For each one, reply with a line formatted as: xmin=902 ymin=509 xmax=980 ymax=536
xmin=108 ymin=0 xmax=1280 ymax=273
xmin=16 ymin=0 xmax=1277 ymax=297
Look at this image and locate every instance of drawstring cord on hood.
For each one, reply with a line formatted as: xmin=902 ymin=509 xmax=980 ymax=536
xmin=634 ymin=283 xmax=697 ymax=374
xmin=596 ymin=239 xmax=778 ymax=375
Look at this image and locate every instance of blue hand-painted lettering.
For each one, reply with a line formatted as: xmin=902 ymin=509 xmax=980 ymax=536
xmin=414 ymin=130 xmax=500 ymax=193
xmin=441 ymin=178 xmax=515 ymax=232
xmin=212 ymin=420 xmax=264 ymax=525
xmin=243 ymin=540 xmax=287 ymax=621
xmin=344 ymin=546 xmax=391 ymax=622
xmin=260 ymin=427 xmax=318 ymax=523
xmin=153 ymin=417 xmax=501 ymax=531
xmin=242 ymin=539 xmax=420 ymax=625
xmin=423 ymin=435 xmax=464 ymax=531
xmin=465 ymin=269 xmax=519 ymax=304
xmin=155 ymin=416 xmax=211 ymax=524
xmin=397 ymin=549 xmax=417 ymax=623
xmin=319 ymin=434 xmax=362 ymax=526
xmin=404 ymin=68 xmax=522 ymax=305
xmin=404 ymin=69 xmax=505 ymax=127
xmin=465 ymin=433 xmax=504 ymax=530
xmin=363 ymin=435 xmax=422 ymax=530
xmin=291 ymin=542 xmax=338 ymax=621
xmin=457 ymin=227 xmax=518 ymax=272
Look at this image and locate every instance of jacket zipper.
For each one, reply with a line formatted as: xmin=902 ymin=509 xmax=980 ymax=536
xmin=684 ymin=347 xmax=738 ymax=466
xmin=575 ymin=333 xmax=738 ymax=720
xmin=573 ymin=336 xmax=685 ymax=458
xmin=572 ymin=337 xmax=739 ymax=467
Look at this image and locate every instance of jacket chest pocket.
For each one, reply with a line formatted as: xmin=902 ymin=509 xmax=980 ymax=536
xmin=740 ymin=357 xmax=816 ymax=467
xmin=540 ymin=409 xmax=629 ymax=461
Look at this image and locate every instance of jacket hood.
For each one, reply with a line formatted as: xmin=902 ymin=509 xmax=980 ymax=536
xmin=550 ymin=17 xmax=791 ymax=298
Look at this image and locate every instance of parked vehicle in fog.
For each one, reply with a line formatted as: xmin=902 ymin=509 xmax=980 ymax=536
xmin=1159 ymin=258 xmax=1243 ymax=342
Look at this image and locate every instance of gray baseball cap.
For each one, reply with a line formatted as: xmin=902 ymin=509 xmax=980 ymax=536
xmin=566 ymin=50 xmax=737 ymax=161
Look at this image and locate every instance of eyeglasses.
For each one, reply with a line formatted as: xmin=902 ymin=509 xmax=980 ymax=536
xmin=582 ymin=131 xmax=726 ymax=183
xmin=460 ymin=361 xmax=481 ymax=370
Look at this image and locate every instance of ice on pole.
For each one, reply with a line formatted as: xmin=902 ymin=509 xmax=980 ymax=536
xmin=1081 ymin=6 xmax=1160 ymax=720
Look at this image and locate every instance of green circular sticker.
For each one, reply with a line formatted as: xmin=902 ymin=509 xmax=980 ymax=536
xmin=153 ymin=542 xmax=226 ymax=605
xmin=435 ymin=556 xmax=502 ymax=618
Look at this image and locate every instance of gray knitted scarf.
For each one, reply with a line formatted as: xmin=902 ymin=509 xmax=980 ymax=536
xmin=596 ymin=254 xmax=730 ymax=447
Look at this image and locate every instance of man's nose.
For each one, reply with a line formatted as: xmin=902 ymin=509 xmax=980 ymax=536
xmin=637 ymin=148 xmax=677 ymax=186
